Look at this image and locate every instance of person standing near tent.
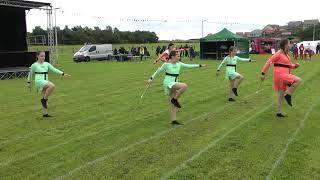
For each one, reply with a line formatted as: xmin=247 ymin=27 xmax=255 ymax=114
xmin=189 ymin=46 xmax=196 ymax=61
xmin=316 ymin=43 xmax=320 ymax=54
xmin=292 ymin=43 xmax=299 ymax=60
xmin=154 ymin=43 xmax=175 ymax=64
xmin=138 ymin=45 xmax=145 ymax=61
xmin=146 ymin=50 xmax=207 ymax=125
xmin=216 ymin=46 xmax=254 ymax=102
xmin=184 ymin=44 xmax=189 ymax=57
xmin=156 ymin=45 xmax=161 ymax=56
xmin=299 ymin=43 xmax=304 ymax=60
xmin=27 ymin=51 xmax=71 ymax=117
xmin=260 ymin=39 xmax=302 ymax=117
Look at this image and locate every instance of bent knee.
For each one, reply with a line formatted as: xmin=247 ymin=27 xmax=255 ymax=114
xmin=238 ymin=74 xmax=244 ymax=79
xmin=295 ymin=77 xmax=302 ymax=83
xmin=182 ymin=83 xmax=188 ymax=89
xmin=48 ymin=82 xmax=55 ymax=89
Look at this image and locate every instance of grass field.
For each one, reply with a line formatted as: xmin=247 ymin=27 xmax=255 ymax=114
xmin=1 ymin=45 xmax=320 ymax=179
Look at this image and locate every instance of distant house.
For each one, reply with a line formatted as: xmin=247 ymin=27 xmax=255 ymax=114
xmin=303 ymin=19 xmax=319 ymax=29
xmin=263 ymin=24 xmax=280 ymax=34
xmin=279 ymin=26 xmax=294 ymax=36
xmin=288 ymin=21 xmax=303 ymax=27
xmin=236 ymin=32 xmax=246 ymax=36
xmin=249 ymin=29 xmax=262 ymax=37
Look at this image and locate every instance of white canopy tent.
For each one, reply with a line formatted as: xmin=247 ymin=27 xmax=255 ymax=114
xmin=297 ymin=40 xmax=320 ymax=53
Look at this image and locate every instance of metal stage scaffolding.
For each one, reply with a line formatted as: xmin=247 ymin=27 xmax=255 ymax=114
xmin=0 ymin=0 xmax=57 ymax=80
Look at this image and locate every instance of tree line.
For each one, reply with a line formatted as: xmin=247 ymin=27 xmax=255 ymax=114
xmin=297 ymin=24 xmax=320 ymax=41
xmin=28 ymin=26 xmax=159 ymax=45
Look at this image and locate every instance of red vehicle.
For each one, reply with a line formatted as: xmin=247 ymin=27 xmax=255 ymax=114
xmin=250 ymin=38 xmax=278 ymax=54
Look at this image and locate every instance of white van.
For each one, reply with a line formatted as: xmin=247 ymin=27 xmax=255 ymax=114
xmin=73 ymin=44 xmax=113 ymax=62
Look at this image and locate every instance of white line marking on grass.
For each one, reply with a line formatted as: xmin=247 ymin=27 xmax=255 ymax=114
xmin=2 ymin=78 xmax=215 ymax=145
xmin=1 ymin=111 xmax=113 ymax=145
xmin=55 ymin=90 xmax=265 ymax=180
xmin=265 ymin=98 xmax=320 ymax=180
xmin=0 ymin=110 xmax=167 ymax=167
xmin=3 ymin=83 xmax=173 ymax=145
xmin=161 ymin=103 xmax=274 ymax=180
xmin=54 ymin=112 xmax=211 ymax=180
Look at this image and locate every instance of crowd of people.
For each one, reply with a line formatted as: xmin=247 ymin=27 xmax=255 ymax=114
xmin=155 ymin=44 xmax=196 ymax=61
xmin=113 ymin=45 xmax=151 ymax=61
xmin=291 ymin=43 xmax=316 ymax=60
xmin=111 ymin=44 xmax=198 ymax=62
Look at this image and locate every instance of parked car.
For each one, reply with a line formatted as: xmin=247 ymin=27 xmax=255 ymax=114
xmin=73 ymin=44 xmax=113 ymax=62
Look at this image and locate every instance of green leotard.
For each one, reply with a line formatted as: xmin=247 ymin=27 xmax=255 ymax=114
xmin=217 ymin=56 xmax=251 ymax=80
xmin=151 ymin=62 xmax=201 ymax=95
xmin=27 ymin=62 xmax=64 ymax=92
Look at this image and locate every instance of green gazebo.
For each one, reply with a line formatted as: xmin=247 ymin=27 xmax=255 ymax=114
xmin=200 ymin=28 xmax=249 ymax=60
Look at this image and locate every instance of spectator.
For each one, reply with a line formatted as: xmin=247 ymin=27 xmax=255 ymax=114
xmin=189 ymin=46 xmax=196 ymax=61
xmin=299 ymin=43 xmax=304 ymax=59
xmin=130 ymin=47 xmax=135 ymax=55
xmin=156 ymin=45 xmax=161 ymax=56
xmin=180 ymin=45 xmax=184 ymax=57
xmin=250 ymin=41 xmax=256 ymax=53
xmin=292 ymin=43 xmax=298 ymax=60
xmin=113 ymin=48 xmax=119 ymax=61
xmin=316 ymin=43 xmax=320 ymax=54
xmin=119 ymin=47 xmax=126 ymax=54
xmin=131 ymin=47 xmax=137 ymax=56
xmin=161 ymin=46 xmax=166 ymax=54
xmin=144 ymin=46 xmax=150 ymax=56
xmin=305 ymin=48 xmax=315 ymax=60
xmin=184 ymin=44 xmax=189 ymax=57
xmin=138 ymin=45 xmax=145 ymax=61
xmin=126 ymin=50 xmax=132 ymax=61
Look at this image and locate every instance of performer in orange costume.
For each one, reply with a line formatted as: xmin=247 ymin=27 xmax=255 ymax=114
xmin=260 ymin=39 xmax=302 ymax=117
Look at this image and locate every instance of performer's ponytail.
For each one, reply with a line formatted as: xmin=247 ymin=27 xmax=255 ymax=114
xmin=280 ymin=39 xmax=289 ymax=51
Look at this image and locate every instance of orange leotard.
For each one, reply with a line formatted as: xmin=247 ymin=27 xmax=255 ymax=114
xmin=262 ymin=51 xmax=297 ymax=91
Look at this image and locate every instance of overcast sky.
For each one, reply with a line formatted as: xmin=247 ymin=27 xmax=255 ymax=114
xmin=26 ymin=0 xmax=320 ymax=40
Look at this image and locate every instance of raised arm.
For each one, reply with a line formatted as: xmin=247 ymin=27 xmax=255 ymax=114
xmin=180 ymin=62 xmax=201 ymax=69
xmin=236 ymin=56 xmax=251 ymax=62
xmin=261 ymin=53 xmax=279 ymax=75
xmin=150 ymin=63 xmax=166 ymax=80
xmin=154 ymin=51 xmax=169 ymax=63
xmin=48 ymin=63 xmax=64 ymax=75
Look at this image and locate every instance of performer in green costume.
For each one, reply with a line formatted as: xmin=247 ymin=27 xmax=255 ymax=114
xmin=27 ymin=51 xmax=71 ymax=117
xmin=146 ymin=50 xmax=207 ymax=125
xmin=217 ymin=46 xmax=254 ymax=101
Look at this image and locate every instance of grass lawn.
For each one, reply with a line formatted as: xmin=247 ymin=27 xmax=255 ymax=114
xmin=0 ymin=45 xmax=320 ymax=179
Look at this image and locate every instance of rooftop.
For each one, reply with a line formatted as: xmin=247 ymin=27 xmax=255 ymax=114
xmin=0 ymin=0 xmax=51 ymax=9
